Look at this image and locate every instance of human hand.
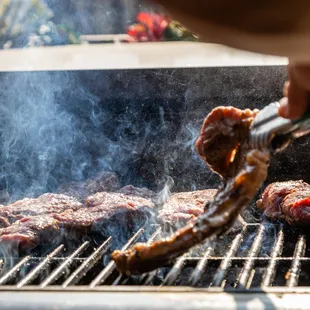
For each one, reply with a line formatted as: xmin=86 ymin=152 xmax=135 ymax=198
xmin=279 ymin=64 xmax=310 ymax=120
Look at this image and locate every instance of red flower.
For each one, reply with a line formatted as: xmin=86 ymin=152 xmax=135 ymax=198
xmin=127 ymin=12 xmax=171 ymax=42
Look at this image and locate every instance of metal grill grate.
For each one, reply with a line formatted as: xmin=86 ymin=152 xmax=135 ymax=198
xmin=0 ymin=222 xmax=310 ymax=291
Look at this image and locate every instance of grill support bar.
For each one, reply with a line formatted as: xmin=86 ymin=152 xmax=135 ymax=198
xmin=286 ymin=235 xmax=306 ymax=288
xmin=237 ymin=224 xmax=265 ymax=288
xmin=40 ymin=241 xmax=90 ymax=288
xmin=261 ymin=227 xmax=284 ymax=287
xmin=17 ymin=245 xmax=64 ymax=288
xmin=90 ymin=228 xmax=145 ymax=287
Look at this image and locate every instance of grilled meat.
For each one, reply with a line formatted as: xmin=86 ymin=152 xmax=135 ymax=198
xmin=157 ymin=189 xmax=217 ymax=225
xmin=54 ymin=192 xmax=154 ymax=232
xmin=0 ymin=215 xmax=62 ymax=250
xmin=196 ymin=106 xmax=258 ymax=178
xmin=112 ymin=107 xmax=270 ymax=275
xmin=0 ymin=192 xmax=154 ymax=251
xmin=0 ymin=194 xmax=82 ymax=228
xmin=257 ymin=180 xmax=310 ymax=225
xmin=117 ymin=185 xmax=155 ymax=199
xmin=58 ymin=171 xmax=120 ymax=200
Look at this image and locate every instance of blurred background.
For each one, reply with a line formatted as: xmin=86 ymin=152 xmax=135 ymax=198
xmin=0 ymin=0 xmax=198 ymax=49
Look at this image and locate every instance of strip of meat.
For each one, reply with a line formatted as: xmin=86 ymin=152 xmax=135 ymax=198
xmin=256 ymin=180 xmax=310 ymax=220
xmin=0 ymin=192 xmax=155 ymax=251
xmin=112 ymin=150 xmax=269 ymax=275
xmin=0 ymin=194 xmax=82 ymax=228
xmin=112 ymin=106 xmax=270 ymax=275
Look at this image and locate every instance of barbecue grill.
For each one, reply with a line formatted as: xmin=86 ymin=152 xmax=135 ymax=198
xmin=1 ymin=41 xmax=310 ymax=309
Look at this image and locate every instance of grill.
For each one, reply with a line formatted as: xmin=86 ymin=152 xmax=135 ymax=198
xmin=0 ymin=220 xmax=309 ymax=293
xmin=1 ymin=47 xmax=310 ymax=309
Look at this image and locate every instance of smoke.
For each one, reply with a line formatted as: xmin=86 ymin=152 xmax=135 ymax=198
xmin=155 ymin=176 xmax=174 ymax=205
xmin=0 ymin=71 xmax=134 ymax=203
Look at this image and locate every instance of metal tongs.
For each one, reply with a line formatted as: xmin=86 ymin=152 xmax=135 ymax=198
xmin=249 ymin=102 xmax=310 ymax=153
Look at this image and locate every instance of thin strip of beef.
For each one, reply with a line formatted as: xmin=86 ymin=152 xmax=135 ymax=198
xmin=256 ymin=180 xmax=310 ymax=222
xmin=0 ymin=194 xmax=82 ymax=228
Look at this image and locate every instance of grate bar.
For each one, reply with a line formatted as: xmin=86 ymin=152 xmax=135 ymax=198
xmin=189 ymin=246 xmax=213 ymax=286
xmin=17 ymin=245 xmax=64 ymax=288
xmin=138 ymin=227 xmax=163 ymax=285
xmin=261 ymin=227 xmax=284 ymax=287
xmin=116 ymin=227 xmax=163 ymax=286
xmin=212 ymin=231 xmax=244 ymax=287
xmin=62 ymin=237 xmax=112 ymax=287
xmin=162 ymin=253 xmax=188 ymax=286
xmin=237 ymin=224 xmax=265 ymax=288
xmin=0 ymin=256 xmax=30 ymax=285
xmin=286 ymin=235 xmax=306 ymax=288
xmin=90 ymin=228 xmax=145 ymax=287
xmin=142 ymin=270 xmax=158 ymax=285
xmin=40 ymin=241 xmax=90 ymax=288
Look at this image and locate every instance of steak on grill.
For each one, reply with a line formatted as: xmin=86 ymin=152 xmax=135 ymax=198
xmin=157 ymin=189 xmax=217 ymax=225
xmin=117 ymin=185 xmax=155 ymax=199
xmin=54 ymin=192 xmax=154 ymax=231
xmin=256 ymin=180 xmax=310 ymax=225
xmin=0 ymin=194 xmax=82 ymax=228
xmin=0 ymin=192 xmax=155 ymax=251
xmin=57 ymin=171 xmax=120 ymax=200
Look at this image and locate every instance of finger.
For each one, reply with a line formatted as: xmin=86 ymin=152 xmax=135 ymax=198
xmin=279 ymin=64 xmax=310 ymax=119
xmin=283 ymin=81 xmax=289 ymax=97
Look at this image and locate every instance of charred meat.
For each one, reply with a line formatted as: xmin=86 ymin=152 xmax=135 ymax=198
xmin=112 ymin=107 xmax=270 ymax=275
xmin=257 ymin=180 xmax=310 ymax=225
